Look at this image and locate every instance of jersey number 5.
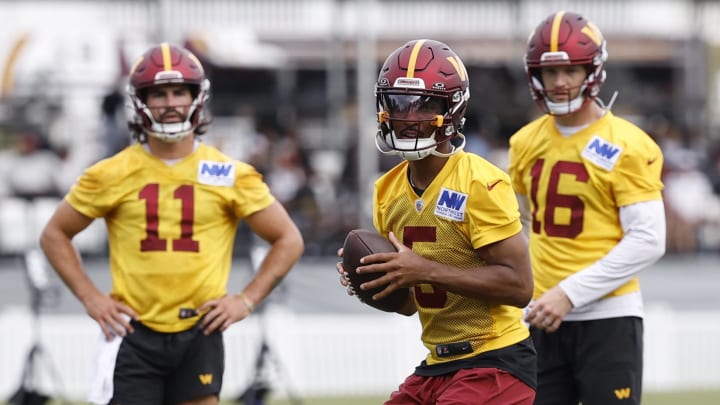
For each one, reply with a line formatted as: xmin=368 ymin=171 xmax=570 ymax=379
xmin=403 ymin=226 xmax=447 ymax=308
xmin=530 ymin=159 xmax=588 ymax=238
xmin=139 ymin=183 xmax=199 ymax=252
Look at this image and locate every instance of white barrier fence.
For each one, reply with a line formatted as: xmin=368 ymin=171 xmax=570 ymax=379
xmin=0 ymin=305 xmax=718 ymax=402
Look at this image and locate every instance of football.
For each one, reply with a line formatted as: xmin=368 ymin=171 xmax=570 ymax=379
xmin=342 ymin=229 xmax=410 ymax=312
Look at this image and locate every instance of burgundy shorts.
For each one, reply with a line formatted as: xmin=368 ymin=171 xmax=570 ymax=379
xmin=385 ymin=367 xmax=535 ymax=405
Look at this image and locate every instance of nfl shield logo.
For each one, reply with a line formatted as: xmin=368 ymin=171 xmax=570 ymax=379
xmin=415 ymin=199 xmax=424 ymax=212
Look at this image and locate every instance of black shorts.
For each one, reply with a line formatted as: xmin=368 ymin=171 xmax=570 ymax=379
xmin=109 ymin=319 xmax=224 ymax=405
xmin=530 ymin=316 xmax=643 ymax=405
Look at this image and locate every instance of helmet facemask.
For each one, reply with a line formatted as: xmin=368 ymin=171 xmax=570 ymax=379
xmin=528 ymin=57 xmax=607 ymax=116
xmin=524 ymin=12 xmax=608 ymax=116
xmin=129 ymin=79 xmax=210 ymax=143
xmin=376 ymin=93 xmax=457 ymax=161
xmin=374 ymin=39 xmax=470 ymax=161
xmin=127 ymin=43 xmax=212 ymax=143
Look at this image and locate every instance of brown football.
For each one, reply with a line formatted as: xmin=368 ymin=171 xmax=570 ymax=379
xmin=342 ymin=229 xmax=410 ymax=312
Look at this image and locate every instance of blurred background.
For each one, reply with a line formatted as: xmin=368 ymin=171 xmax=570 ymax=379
xmin=1 ymin=0 xmax=720 ymax=403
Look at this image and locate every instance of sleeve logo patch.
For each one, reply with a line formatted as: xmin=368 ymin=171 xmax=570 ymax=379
xmin=434 ymin=187 xmax=467 ymax=221
xmin=198 ymin=160 xmax=235 ymax=186
xmin=581 ymin=135 xmax=622 ymax=171
xmin=487 ymin=179 xmax=502 ymax=191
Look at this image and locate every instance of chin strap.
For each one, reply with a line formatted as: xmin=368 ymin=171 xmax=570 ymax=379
xmin=597 ymin=90 xmax=619 ymax=112
xmin=430 ymin=133 xmax=465 ymax=158
xmin=375 ymin=131 xmax=465 ymax=161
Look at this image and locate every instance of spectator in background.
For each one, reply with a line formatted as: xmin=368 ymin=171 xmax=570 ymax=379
xmin=508 ymin=11 xmax=666 ymax=405
xmin=663 ymin=148 xmax=720 ymax=253
xmin=39 ymin=43 xmax=303 ymax=405
xmin=100 ymin=80 xmax=131 ymax=157
xmin=265 ymin=136 xmax=323 ymax=254
xmin=461 ymin=113 xmax=492 ymax=158
xmin=265 ymin=137 xmax=307 ymax=205
xmin=707 ymin=140 xmax=720 ymax=196
xmin=2 ymin=130 xmax=63 ymax=200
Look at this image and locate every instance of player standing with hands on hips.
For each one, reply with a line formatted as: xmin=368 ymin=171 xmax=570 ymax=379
xmin=337 ymin=39 xmax=537 ymax=404
xmin=508 ymin=11 xmax=666 ymax=405
xmin=39 ymin=43 xmax=304 ymax=405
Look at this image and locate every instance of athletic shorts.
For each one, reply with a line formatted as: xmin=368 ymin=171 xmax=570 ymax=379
xmin=385 ymin=367 xmax=535 ymax=405
xmin=531 ymin=316 xmax=643 ymax=405
xmin=108 ymin=319 xmax=224 ymax=405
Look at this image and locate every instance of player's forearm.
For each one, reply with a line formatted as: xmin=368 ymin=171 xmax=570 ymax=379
xmin=424 ymin=261 xmax=532 ymax=307
xmin=560 ymin=200 xmax=666 ymax=308
xmin=40 ymin=226 xmax=101 ymax=305
xmin=241 ymin=230 xmax=304 ymax=304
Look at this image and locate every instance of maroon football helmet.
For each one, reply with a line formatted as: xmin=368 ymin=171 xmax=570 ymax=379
xmin=524 ymin=11 xmax=608 ymax=115
xmin=127 ymin=43 xmax=211 ymax=142
xmin=375 ymin=39 xmax=470 ymax=161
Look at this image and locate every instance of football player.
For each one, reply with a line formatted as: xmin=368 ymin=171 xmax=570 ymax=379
xmin=338 ymin=39 xmax=536 ymax=404
xmin=39 ymin=43 xmax=304 ymax=405
xmin=508 ymin=11 xmax=666 ymax=405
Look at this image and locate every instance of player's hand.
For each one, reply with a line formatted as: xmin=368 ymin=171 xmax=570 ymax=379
xmin=83 ymin=291 xmax=138 ymax=341
xmin=336 ymin=248 xmax=356 ymax=296
xmin=524 ymin=286 xmax=573 ymax=333
xmin=357 ymin=232 xmax=423 ymax=301
xmin=198 ymin=294 xmax=252 ymax=335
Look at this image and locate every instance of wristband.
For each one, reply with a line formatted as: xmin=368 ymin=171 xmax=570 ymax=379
xmin=237 ymin=292 xmax=255 ymax=313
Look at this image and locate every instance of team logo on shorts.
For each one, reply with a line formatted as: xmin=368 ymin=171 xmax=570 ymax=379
xmin=198 ymin=373 xmax=213 ymax=385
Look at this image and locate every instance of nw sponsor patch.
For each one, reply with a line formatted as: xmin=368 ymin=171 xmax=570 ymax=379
xmin=581 ymin=135 xmax=622 ymax=170
xmin=434 ymin=187 xmax=467 ymax=221
xmin=198 ymin=160 xmax=235 ymax=186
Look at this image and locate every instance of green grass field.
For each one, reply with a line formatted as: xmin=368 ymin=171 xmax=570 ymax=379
xmin=8 ymin=390 xmax=720 ymax=404
xmin=255 ymin=390 xmax=720 ymax=404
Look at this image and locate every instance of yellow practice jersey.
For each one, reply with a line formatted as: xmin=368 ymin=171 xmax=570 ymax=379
xmin=66 ymin=142 xmax=275 ymax=332
xmin=373 ymin=151 xmax=528 ymax=365
xmin=508 ymin=111 xmax=664 ymax=300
